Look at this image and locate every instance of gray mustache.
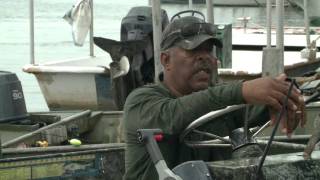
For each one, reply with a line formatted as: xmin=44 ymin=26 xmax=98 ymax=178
xmin=194 ymin=61 xmax=214 ymax=74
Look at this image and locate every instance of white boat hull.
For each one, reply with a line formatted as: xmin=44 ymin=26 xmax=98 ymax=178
xmin=23 ymin=56 xmax=116 ymax=111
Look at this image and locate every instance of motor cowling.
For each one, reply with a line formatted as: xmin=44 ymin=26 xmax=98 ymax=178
xmin=113 ymin=6 xmax=169 ymax=110
xmin=0 ymin=71 xmax=27 ymax=123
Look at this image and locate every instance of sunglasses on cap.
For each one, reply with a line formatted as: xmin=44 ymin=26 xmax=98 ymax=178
xmin=162 ymin=23 xmax=217 ymax=48
xmin=168 ymin=23 xmax=216 ymax=38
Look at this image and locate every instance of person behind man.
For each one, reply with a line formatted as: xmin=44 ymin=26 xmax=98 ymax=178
xmin=122 ymin=15 xmax=305 ymax=180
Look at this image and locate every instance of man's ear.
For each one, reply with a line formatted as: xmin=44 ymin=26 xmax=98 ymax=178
xmin=160 ymin=52 xmax=171 ymax=71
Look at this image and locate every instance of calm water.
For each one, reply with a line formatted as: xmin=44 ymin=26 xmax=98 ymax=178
xmin=0 ymin=0 xmax=305 ymax=111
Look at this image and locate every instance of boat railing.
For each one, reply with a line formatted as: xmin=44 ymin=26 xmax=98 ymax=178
xmin=23 ymin=64 xmax=110 ymax=74
xmin=22 ymin=56 xmax=110 ymax=74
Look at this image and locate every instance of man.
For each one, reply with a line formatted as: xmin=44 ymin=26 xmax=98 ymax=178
xmin=122 ymin=15 xmax=305 ymax=180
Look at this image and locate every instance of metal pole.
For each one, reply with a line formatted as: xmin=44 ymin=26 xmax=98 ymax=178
xmin=276 ymin=0 xmax=284 ymax=49
xmin=276 ymin=0 xmax=284 ymax=72
xmin=89 ymin=0 xmax=94 ymax=56
xmin=189 ymin=0 xmax=193 ymax=9
xmin=0 ymin=135 xmax=2 ymax=159
xmin=206 ymin=0 xmax=217 ymax=84
xmin=304 ymin=0 xmax=311 ymax=48
xmin=152 ymin=0 xmax=162 ymax=83
xmin=29 ymin=0 xmax=35 ymax=64
xmin=206 ymin=0 xmax=214 ymax=24
xmin=266 ymin=0 xmax=272 ymax=48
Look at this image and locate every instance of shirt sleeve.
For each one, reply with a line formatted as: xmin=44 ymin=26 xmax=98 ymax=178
xmin=124 ymin=81 xmax=245 ymax=136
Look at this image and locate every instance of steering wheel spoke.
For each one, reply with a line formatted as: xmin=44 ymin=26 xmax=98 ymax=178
xmin=192 ymin=129 xmax=231 ymax=144
xmin=180 ymin=104 xmax=247 ymax=148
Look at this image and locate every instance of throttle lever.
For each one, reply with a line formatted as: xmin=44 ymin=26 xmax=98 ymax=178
xmin=137 ymin=129 xmax=182 ymax=180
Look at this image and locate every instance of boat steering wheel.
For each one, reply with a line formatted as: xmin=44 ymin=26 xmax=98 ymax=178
xmin=170 ymin=10 xmax=206 ymax=22
xmin=180 ymin=104 xmax=254 ymax=148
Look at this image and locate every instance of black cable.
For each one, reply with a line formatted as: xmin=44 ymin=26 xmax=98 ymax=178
xmin=255 ymin=80 xmax=295 ymax=180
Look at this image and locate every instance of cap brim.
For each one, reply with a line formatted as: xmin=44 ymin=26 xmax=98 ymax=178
xmin=176 ymin=34 xmax=222 ymax=50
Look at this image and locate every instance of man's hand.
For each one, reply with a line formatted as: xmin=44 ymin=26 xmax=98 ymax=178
xmin=242 ymin=74 xmax=306 ymax=135
xmin=269 ymin=98 xmax=306 ymax=137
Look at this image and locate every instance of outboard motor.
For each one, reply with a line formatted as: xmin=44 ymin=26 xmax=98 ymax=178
xmin=112 ymin=6 xmax=169 ymax=110
xmin=0 ymin=71 xmax=27 ymax=123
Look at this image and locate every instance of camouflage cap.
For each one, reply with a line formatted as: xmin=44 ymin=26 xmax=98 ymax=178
xmin=160 ymin=16 xmax=222 ymax=51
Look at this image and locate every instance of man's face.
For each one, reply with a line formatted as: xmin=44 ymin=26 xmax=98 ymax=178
xmin=164 ymin=41 xmax=218 ymax=95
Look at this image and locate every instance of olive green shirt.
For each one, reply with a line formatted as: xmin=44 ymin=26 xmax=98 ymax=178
xmin=122 ymin=82 xmax=267 ymax=180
